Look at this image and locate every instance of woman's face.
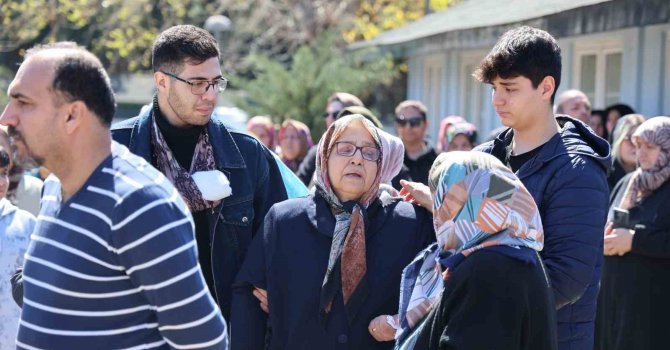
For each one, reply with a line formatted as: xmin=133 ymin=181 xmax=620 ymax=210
xmin=280 ymin=125 xmax=302 ymax=161
xmin=327 ymin=121 xmax=378 ymax=202
xmin=607 ymin=111 xmax=621 ymax=134
xmin=249 ymin=125 xmax=273 ymax=149
xmin=635 ymin=139 xmax=661 ymax=171
xmin=448 ymin=134 xmax=474 ymax=152
xmin=588 ymin=114 xmax=605 ymax=138
xmin=619 ymin=136 xmax=637 ymax=167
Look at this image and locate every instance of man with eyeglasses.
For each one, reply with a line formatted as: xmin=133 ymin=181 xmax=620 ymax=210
xmin=394 ymin=100 xmax=437 ymax=185
xmin=111 ymin=25 xmax=290 ymax=321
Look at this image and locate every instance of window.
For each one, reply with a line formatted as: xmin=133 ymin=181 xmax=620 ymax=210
xmin=422 ymin=56 xmax=444 ymax=141
xmin=574 ymin=39 xmax=624 ymax=109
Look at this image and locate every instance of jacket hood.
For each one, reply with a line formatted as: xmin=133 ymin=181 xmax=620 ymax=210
xmin=553 ymin=115 xmax=611 ymax=171
xmin=490 ymin=115 xmax=612 ymax=173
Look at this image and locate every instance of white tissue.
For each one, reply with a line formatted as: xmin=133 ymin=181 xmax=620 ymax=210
xmin=191 ymin=170 xmax=232 ymax=201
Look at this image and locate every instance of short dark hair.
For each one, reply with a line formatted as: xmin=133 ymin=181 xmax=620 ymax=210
xmin=152 ymin=25 xmax=220 ymax=73
xmin=474 ymin=26 xmax=562 ymax=103
xmin=25 ymin=42 xmax=116 ymax=126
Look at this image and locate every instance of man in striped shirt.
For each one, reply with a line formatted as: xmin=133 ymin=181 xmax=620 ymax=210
xmin=1 ymin=42 xmax=227 ymax=349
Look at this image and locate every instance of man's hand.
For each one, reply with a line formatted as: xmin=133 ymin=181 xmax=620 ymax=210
xmin=604 ymin=226 xmax=634 ymax=256
xmin=367 ymin=315 xmax=396 ymax=342
xmin=399 ymin=180 xmax=432 ymax=210
xmin=252 ymin=287 xmax=269 ymax=313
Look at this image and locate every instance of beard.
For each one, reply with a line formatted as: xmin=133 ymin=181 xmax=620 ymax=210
xmin=7 ymin=126 xmax=43 ymax=167
xmin=166 ymin=88 xmax=212 ymax=127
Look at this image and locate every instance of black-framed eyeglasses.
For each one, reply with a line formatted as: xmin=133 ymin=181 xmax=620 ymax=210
xmin=160 ymin=71 xmax=227 ymax=95
xmin=323 ymin=110 xmax=342 ymax=119
xmin=395 ymin=115 xmax=424 ymax=128
xmin=334 ymin=141 xmax=380 ymax=161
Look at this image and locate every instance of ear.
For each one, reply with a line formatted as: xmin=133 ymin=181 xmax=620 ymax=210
xmin=154 ymin=71 xmax=168 ymax=93
xmin=540 ymin=76 xmax=555 ymax=102
xmin=63 ymin=101 xmax=86 ymax=135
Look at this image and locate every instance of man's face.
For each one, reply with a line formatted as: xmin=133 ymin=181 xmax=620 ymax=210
xmin=395 ymin=106 xmax=427 ymax=146
xmin=324 ymin=101 xmax=343 ymax=129
xmin=491 ymin=75 xmax=547 ymax=131
xmin=0 ymin=57 xmax=63 ymax=168
xmin=160 ymin=57 xmax=222 ymax=127
xmin=560 ymin=94 xmax=591 ymax=122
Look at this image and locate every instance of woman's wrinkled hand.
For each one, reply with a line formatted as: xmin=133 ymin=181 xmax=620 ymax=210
xmin=399 ymin=180 xmax=432 ymax=210
xmin=604 ymin=228 xmax=634 ymax=256
xmin=253 ymin=287 xmax=269 ymax=313
xmin=368 ymin=315 xmax=396 ymax=342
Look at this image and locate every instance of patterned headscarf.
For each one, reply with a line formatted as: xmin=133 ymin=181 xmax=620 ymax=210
xmin=396 ymin=151 xmax=544 ymax=342
xmin=611 ymin=114 xmax=646 ymax=166
xmin=278 ymin=119 xmax=313 ymax=171
xmin=246 ymin=116 xmax=276 ymax=149
xmin=436 ymin=116 xmax=465 ymax=152
xmin=620 ymin=116 xmax=670 ymax=209
xmin=443 ymin=122 xmax=478 ymax=151
xmin=314 ymin=114 xmax=404 ymax=324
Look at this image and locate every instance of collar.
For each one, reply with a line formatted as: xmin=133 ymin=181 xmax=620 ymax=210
xmin=128 ymin=101 xmax=247 ymax=170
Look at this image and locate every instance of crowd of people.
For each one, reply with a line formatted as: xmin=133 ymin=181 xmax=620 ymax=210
xmin=0 ymin=23 xmax=668 ymax=350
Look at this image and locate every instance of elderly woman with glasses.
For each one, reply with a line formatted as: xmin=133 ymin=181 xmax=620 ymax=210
xmin=596 ymin=117 xmax=670 ymax=350
xmin=231 ymin=114 xmax=435 ymax=350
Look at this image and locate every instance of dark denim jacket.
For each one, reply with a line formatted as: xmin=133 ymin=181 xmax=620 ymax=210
xmin=111 ymin=107 xmax=289 ymax=319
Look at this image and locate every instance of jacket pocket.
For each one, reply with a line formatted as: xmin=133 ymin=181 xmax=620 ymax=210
xmin=218 ymin=200 xmax=255 ymax=265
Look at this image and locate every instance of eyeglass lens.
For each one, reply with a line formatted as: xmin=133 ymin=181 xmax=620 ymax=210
xmin=336 ymin=142 xmax=380 ymax=161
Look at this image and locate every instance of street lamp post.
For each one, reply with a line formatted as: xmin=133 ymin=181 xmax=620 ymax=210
xmin=204 ymin=15 xmax=232 ymax=54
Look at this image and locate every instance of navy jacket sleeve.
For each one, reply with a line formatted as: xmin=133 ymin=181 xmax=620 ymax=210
xmin=231 ymin=207 xmax=274 ymax=350
xmin=542 ymin=156 xmax=608 ymax=309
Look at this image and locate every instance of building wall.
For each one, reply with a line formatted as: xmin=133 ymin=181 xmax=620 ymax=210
xmin=406 ymin=22 xmax=670 ymax=146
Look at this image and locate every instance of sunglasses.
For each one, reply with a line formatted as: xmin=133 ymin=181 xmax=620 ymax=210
xmin=395 ymin=116 xmax=424 ymax=128
xmin=323 ymin=110 xmax=342 ymax=119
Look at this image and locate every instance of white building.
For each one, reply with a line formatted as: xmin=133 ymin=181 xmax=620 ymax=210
xmin=353 ymin=0 xmax=670 ymax=140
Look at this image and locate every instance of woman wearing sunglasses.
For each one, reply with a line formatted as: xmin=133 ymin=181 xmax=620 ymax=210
xmin=231 ymin=114 xmax=435 ymax=350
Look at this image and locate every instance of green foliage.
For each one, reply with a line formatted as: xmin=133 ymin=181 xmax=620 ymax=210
xmin=233 ymin=32 xmax=398 ymax=134
xmin=0 ymin=0 xmax=216 ymax=73
xmin=0 ymin=66 xmax=11 ymax=110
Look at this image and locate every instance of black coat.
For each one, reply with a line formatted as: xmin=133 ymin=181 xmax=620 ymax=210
xmin=595 ymin=174 xmax=670 ymax=350
xmin=403 ymin=146 xmax=438 ymax=186
xmin=231 ymin=193 xmax=435 ymax=350
xmin=411 ymin=249 xmax=558 ymax=350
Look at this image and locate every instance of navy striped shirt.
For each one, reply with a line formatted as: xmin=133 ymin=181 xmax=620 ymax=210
xmin=17 ymin=142 xmax=227 ymax=350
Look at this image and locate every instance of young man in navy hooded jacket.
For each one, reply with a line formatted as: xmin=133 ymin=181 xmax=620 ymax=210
xmin=473 ymin=26 xmax=611 ymax=349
